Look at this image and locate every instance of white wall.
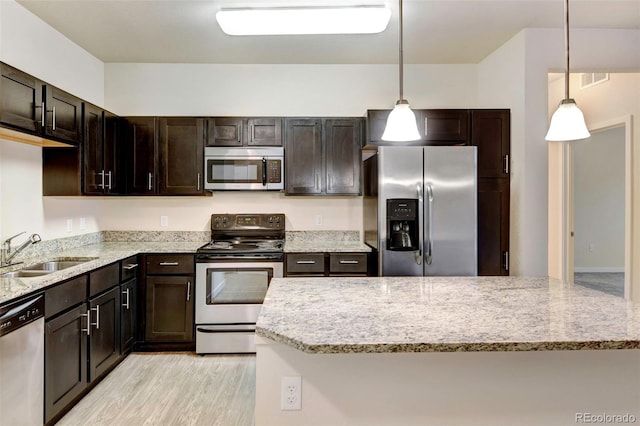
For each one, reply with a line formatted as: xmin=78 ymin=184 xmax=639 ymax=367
xmin=573 ymin=126 xmax=625 ymax=271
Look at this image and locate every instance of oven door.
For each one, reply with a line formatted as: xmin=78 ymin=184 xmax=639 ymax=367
xmin=195 ymin=261 xmax=283 ymax=325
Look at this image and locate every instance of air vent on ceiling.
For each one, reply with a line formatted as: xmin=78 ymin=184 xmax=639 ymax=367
xmin=580 ymin=73 xmax=609 ymax=89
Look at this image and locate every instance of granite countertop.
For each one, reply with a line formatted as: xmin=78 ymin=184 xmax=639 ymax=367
xmin=283 ymin=241 xmax=371 ymax=253
xmin=256 ymin=276 xmax=640 ymax=354
xmin=0 ymin=241 xmax=202 ymax=305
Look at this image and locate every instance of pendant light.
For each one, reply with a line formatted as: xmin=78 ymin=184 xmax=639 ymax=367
xmin=545 ymin=0 xmax=590 ymax=142
xmin=381 ymin=0 xmax=420 ymax=142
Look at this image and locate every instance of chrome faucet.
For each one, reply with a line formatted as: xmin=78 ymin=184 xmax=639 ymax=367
xmin=1 ymin=232 xmax=42 ymax=267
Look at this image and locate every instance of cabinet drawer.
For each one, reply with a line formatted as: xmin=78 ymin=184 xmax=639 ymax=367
xmin=146 ymin=254 xmax=195 ymax=275
xmin=45 ymin=275 xmax=87 ymax=319
xmin=329 ymin=253 xmax=368 ymax=274
xmin=286 ymin=253 xmax=325 ymax=274
xmin=89 ymin=262 xmax=120 ymax=297
xmin=120 ymin=255 xmax=140 ymax=282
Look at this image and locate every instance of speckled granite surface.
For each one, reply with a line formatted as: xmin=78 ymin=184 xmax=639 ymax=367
xmin=284 ymin=231 xmax=371 ymax=253
xmin=256 ymin=276 xmax=640 ymax=353
xmin=0 ymin=241 xmax=203 ymax=305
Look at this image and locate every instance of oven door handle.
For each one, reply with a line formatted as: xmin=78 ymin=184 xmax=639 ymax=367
xmin=261 ymin=158 xmax=267 ymax=186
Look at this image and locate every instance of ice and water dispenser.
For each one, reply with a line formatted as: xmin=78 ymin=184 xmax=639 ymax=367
xmin=386 ymin=199 xmax=419 ymax=251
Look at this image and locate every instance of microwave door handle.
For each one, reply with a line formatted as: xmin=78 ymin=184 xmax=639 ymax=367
xmin=262 ymin=158 xmax=267 ymax=186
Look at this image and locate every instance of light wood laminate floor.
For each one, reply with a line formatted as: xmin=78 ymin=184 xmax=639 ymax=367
xmin=58 ymin=353 xmax=255 ymax=426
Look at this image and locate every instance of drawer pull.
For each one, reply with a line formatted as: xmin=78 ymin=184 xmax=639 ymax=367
xmin=339 ymin=260 xmax=359 ymax=264
xmin=80 ymin=312 xmax=90 ymax=336
xmin=124 ymin=263 xmax=139 ymax=270
xmin=122 ymin=288 xmax=130 ymax=310
xmin=296 ymin=260 xmax=316 ymax=264
xmin=159 ymin=262 xmax=179 ymax=266
xmin=91 ymin=305 xmax=100 ymax=329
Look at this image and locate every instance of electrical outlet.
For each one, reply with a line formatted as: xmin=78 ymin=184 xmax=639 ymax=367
xmin=281 ymin=376 xmax=302 ymax=411
xmin=66 ymin=219 xmax=73 ymax=233
xmin=79 ymin=217 xmax=86 ymax=230
xmin=588 ymin=243 xmax=595 ymax=252
xmin=160 ymin=216 xmax=169 ymax=227
xmin=315 ymin=215 xmax=323 ymax=226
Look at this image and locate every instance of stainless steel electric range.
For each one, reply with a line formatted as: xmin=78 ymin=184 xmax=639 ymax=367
xmin=195 ymin=213 xmax=284 ymax=354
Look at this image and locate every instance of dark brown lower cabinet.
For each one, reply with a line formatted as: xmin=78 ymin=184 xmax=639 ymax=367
xmin=478 ymin=178 xmax=510 ymax=275
xmin=145 ymin=275 xmax=194 ymax=342
xmin=120 ymin=277 xmax=138 ymax=355
xmin=88 ymin=287 xmax=120 ymax=381
xmin=45 ymin=304 xmax=88 ymax=424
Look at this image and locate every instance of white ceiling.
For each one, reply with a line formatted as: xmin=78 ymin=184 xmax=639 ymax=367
xmin=16 ymin=0 xmax=640 ymax=64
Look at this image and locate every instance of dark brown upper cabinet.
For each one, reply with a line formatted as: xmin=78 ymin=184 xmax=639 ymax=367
xmin=206 ymin=117 xmax=282 ymax=147
xmin=0 ymin=62 xmax=43 ymax=135
xmin=157 ymin=117 xmax=205 ymax=195
xmin=0 ymin=62 xmax=81 ymax=146
xmin=285 ymin=117 xmax=362 ymax=196
xmin=365 ymin=109 xmax=469 ymax=148
xmin=471 ymin=109 xmax=510 ymax=179
xmin=83 ymin=105 xmax=124 ymax=195
xmin=125 ymin=117 xmax=156 ymax=195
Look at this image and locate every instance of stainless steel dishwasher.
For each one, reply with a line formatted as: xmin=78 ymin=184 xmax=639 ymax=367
xmin=0 ymin=294 xmax=44 ymax=426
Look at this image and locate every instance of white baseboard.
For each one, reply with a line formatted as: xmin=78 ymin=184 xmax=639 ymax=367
xmin=574 ymin=267 xmax=624 ymax=273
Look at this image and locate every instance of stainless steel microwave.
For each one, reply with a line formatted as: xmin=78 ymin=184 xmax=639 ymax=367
xmin=204 ymin=147 xmax=284 ymax=191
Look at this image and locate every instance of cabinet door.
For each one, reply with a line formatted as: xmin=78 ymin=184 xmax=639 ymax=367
xmin=421 ymin=109 xmax=469 ymax=145
xmin=206 ymin=117 xmax=243 ymax=146
xmin=88 ymin=286 xmax=121 ymax=382
xmin=82 ymin=103 xmax=104 ymax=194
xmin=45 ymin=305 xmax=88 ymax=424
xmin=472 ymin=110 xmax=510 ymax=179
xmin=44 ymin=85 xmax=82 ymax=145
xmin=145 ymin=276 xmax=194 ymax=342
xmin=0 ymin=63 xmax=43 ymax=134
xmin=125 ymin=117 xmax=156 ymax=195
xmin=120 ymin=278 xmax=138 ymax=355
xmin=104 ymin=111 xmax=124 ymax=194
xmin=247 ymin=118 xmax=282 ymax=146
xmin=157 ymin=117 xmax=205 ymax=195
xmin=285 ymin=118 xmax=323 ymax=195
xmin=478 ymin=178 xmax=510 ymax=276
xmin=325 ymin=119 xmax=362 ymax=195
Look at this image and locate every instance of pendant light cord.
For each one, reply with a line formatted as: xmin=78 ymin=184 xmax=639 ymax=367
xmin=398 ymin=0 xmax=404 ymax=102
xmin=564 ymin=0 xmax=570 ymax=100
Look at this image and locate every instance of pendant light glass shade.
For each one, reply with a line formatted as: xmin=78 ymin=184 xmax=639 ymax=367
xmin=381 ymin=101 xmax=421 ymax=141
xmin=545 ymin=98 xmax=590 ymax=141
xmin=381 ymin=0 xmax=420 ymax=142
xmin=545 ymin=0 xmax=590 ymax=142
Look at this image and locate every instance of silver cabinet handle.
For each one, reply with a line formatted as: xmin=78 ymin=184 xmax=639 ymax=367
xmin=504 ymin=251 xmax=509 ymax=271
xmin=122 ymin=288 xmax=130 ymax=310
xmin=91 ymin=305 xmax=100 ymax=329
xmin=425 ymin=183 xmax=434 ymax=265
xmin=197 ymin=173 xmax=201 ymax=191
xmin=37 ymin=101 xmax=45 ymax=126
xmin=159 ymin=262 xmax=179 ymax=266
xmin=416 ymin=183 xmax=423 ymax=266
xmin=148 ymin=172 xmax=153 ymax=191
xmin=107 ymin=171 xmax=112 ymax=190
xmin=80 ymin=312 xmax=90 ymax=336
xmin=296 ymin=260 xmax=316 ymax=264
xmin=98 ymin=170 xmax=105 ymax=189
xmin=124 ymin=263 xmax=139 ymax=270
xmin=339 ymin=260 xmax=359 ymax=264
xmin=504 ymin=154 xmax=509 ymax=174
xmin=52 ymin=106 xmax=56 ymax=130
xmin=186 ymin=281 xmax=191 ymax=302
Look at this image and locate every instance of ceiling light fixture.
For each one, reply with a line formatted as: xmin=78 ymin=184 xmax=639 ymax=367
xmin=545 ymin=0 xmax=590 ymax=142
xmin=381 ymin=0 xmax=420 ymax=142
xmin=216 ymin=6 xmax=391 ymax=36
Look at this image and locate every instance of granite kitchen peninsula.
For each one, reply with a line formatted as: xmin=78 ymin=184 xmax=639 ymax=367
xmin=255 ymin=276 xmax=640 ymax=426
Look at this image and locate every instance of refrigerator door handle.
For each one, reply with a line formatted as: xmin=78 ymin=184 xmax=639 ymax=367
xmin=425 ymin=183 xmax=434 ymax=265
xmin=416 ymin=183 xmax=423 ymax=265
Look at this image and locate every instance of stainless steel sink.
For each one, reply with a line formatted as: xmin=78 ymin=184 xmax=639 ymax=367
xmin=1 ymin=256 xmax=98 ymax=278
xmin=1 ymin=270 xmax=52 ymax=278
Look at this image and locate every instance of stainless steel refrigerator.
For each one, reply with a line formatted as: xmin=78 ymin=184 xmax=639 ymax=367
xmin=363 ymin=146 xmax=477 ymax=276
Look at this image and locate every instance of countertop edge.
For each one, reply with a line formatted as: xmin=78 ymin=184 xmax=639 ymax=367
xmin=256 ymin=328 xmax=640 ymax=353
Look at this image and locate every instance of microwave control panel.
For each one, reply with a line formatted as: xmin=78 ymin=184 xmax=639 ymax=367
xmin=266 ymin=159 xmax=282 ymax=183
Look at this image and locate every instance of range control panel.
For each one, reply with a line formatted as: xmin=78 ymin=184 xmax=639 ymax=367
xmin=211 ymin=213 xmax=285 ymax=231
